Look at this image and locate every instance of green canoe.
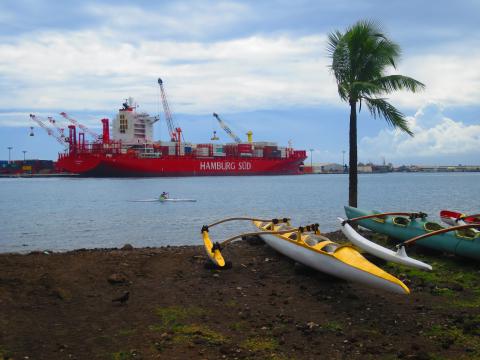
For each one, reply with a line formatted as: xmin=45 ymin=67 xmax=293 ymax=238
xmin=344 ymin=206 xmax=480 ymax=261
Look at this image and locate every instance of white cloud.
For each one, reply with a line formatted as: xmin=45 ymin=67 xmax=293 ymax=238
xmin=85 ymin=2 xmax=250 ymax=40
xmin=387 ymin=50 xmax=480 ymax=108
xmin=359 ymin=103 xmax=480 ymax=164
xmin=1 ymin=3 xmax=480 ymax=129
xmin=0 ymin=29 xmax=339 ymax=126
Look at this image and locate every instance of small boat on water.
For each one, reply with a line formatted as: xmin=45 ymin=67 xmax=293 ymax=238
xmin=344 ymin=206 xmax=480 ymax=260
xmin=201 ymin=217 xmax=410 ymax=294
xmin=440 ymin=210 xmax=480 ymax=226
xmin=159 ymin=192 xmax=196 ymax=202
xmin=159 ymin=198 xmax=196 ymax=202
xmin=128 ymin=197 xmax=196 ymax=202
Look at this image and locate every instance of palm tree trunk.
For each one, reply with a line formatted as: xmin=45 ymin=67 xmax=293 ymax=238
xmin=349 ymin=100 xmax=358 ymax=207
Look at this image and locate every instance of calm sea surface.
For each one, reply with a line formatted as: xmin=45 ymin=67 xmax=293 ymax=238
xmin=0 ymin=173 xmax=479 ymax=253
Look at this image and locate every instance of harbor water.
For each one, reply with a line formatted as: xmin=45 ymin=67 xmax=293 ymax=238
xmin=0 ymin=172 xmax=479 ymax=253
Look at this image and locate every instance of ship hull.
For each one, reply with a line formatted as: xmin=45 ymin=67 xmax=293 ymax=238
xmin=57 ymin=154 xmax=305 ymax=177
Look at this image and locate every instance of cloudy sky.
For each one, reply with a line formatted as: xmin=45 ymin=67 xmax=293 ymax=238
xmin=0 ymin=0 xmax=479 ymax=165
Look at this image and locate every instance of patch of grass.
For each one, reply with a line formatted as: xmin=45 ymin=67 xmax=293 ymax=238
xmin=229 ymin=320 xmax=248 ymax=331
xmin=151 ymin=306 xmax=226 ymax=347
xmin=171 ymin=324 xmax=226 ymax=346
xmin=323 ymin=321 xmax=343 ymax=332
xmin=431 ymin=287 xmax=456 ymax=297
xmin=452 ymin=291 xmax=480 ymax=308
xmin=427 ymin=324 xmax=480 ymax=353
xmin=117 ymin=328 xmax=137 ymax=337
xmin=387 ymin=257 xmax=480 ymax=292
xmin=242 ymin=336 xmax=278 ymax=352
xmin=225 ymin=299 xmax=238 ymax=308
xmin=0 ymin=345 xmax=13 ymax=360
xmin=111 ymin=351 xmax=134 ymax=360
xmin=154 ymin=306 xmax=206 ymax=329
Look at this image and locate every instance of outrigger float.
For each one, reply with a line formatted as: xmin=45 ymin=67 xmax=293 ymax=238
xmin=201 ymin=217 xmax=411 ymax=294
xmin=344 ymin=206 xmax=480 ymax=261
xmin=338 ymin=217 xmax=432 ymax=271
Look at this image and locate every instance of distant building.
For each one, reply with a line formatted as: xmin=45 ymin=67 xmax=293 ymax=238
xmin=393 ymin=165 xmax=480 ymax=172
xmin=312 ymin=162 xmax=345 ymax=173
xmin=358 ymin=164 xmax=373 ymax=173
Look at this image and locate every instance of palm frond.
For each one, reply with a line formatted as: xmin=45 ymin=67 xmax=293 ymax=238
xmin=374 ymin=75 xmax=425 ymax=93
xmin=326 ymin=30 xmax=343 ymax=58
xmin=337 ymin=84 xmax=349 ymax=102
xmin=364 ymin=97 xmax=414 ymax=136
xmin=350 ymin=81 xmax=381 ymax=98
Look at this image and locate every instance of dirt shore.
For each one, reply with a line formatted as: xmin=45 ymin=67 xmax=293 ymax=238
xmin=1 ymin=231 xmax=479 ymax=360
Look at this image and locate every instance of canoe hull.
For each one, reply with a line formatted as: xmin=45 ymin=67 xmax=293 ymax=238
xmin=344 ymin=206 xmax=480 ymax=260
xmin=258 ymin=232 xmax=409 ymax=294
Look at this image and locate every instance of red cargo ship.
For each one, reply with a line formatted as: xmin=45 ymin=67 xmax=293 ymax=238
xmin=54 ymin=80 xmax=306 ymax=177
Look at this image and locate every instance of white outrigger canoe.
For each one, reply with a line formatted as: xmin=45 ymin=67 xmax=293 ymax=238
xmin=338 ymin=217 xmax=432 ymax=271
xmin=201 ymin=217 xmax=410 ymax=294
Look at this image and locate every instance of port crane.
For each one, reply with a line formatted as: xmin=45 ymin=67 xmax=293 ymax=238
xmin=212 ymin=113 xmax=242 ymax=143
xmin=29 ymin=114 xmax=68 ymax=148
xmin=157 ymin=78 xmax=183 ymax=142
xmin=47 ymin=116 xmax=65 ymax=139
xmin=59 ymin=112 xmax=100 ymax=140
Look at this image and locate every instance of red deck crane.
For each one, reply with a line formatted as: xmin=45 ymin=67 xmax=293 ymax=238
xmin=157 ymin=78 xmax=182 ymax=142
xmin=47 ymin=116 xmax=65 ymax=139
xmin=59 ymin=112 xmax=100 ymax=140
xmin=212 ymin=113 xmax=242 ymax=143
xmin=29 ymin=114 xmax=68 ymax=148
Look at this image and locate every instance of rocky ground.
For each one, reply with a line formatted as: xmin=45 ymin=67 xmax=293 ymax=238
xmin=0 ymin=231 xmax=479 ymax=360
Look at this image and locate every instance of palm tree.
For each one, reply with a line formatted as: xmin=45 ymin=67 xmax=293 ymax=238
xmin=327 ymin=20 xmax=424 ymax=207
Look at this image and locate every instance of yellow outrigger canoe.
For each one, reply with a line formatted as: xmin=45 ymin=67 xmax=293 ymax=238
xmin=201 ymin=217 xmax=410 ymax=294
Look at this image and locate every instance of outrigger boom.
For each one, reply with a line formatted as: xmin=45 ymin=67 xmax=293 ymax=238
xmin=401 ymin=223 xmax=480 ymax=247
xmin=201 ymin=217 xmax=320 ymax=267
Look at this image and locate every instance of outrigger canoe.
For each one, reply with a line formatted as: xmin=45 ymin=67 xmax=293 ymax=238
xmin=345 ymin=206 xmax=480 ymax=260
xmin=201 ymin=217 xmax=410 ymax=294
xmin=440 ymin=210 xmax=480 ymax=226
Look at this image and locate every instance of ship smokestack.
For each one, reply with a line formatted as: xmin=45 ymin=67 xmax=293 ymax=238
xmin=101 ymin=118 xmax=110 ymax=143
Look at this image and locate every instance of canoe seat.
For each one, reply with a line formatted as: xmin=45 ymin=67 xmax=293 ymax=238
xmin=320 ymin=243 xmax=339 ymax=253
xmin=393 ymin=216 xmax=409 ymax=227
xmin=260 ymin=222 xmax=272 ymax=230
xmin=425 ymin=222 xmax=444 ymax=232
xmin=304 ymin=236 xmax=318 ymax=247
xmin=456 ymin=229 xmax=477 ymax=239
xmin=275 ymin=224 xmax=293 ymax=232
xmin=288 ymin=233 xmax=298 ymax=240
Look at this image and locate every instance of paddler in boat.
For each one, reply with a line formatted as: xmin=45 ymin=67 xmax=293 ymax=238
xmin=160 ymin=192 xmax=169 ymax=201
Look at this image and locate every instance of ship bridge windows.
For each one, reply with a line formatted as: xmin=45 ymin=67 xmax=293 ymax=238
xmin=119 ymin=116 xmax=128 ymax=133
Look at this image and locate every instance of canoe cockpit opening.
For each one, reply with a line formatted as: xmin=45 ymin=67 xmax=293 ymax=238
xmin=393 ymin=217 xmax=409 ymax=227
xmin=320 ymin=242 xmax=339 ymax=253
xmin=263 ymin=223 xmax=273 ymax=230
xmin=455 ymin=229 xmax=478 ymax=240
xmin=304 ymin=236 xmax=318 ymax=247
xmin=274 ymin=224 xmax=293 ymax=232
xmin=303 ymin=236 xmax=337 ymax=252
xmin=424 ymin=222 xmax=444 ymax=232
